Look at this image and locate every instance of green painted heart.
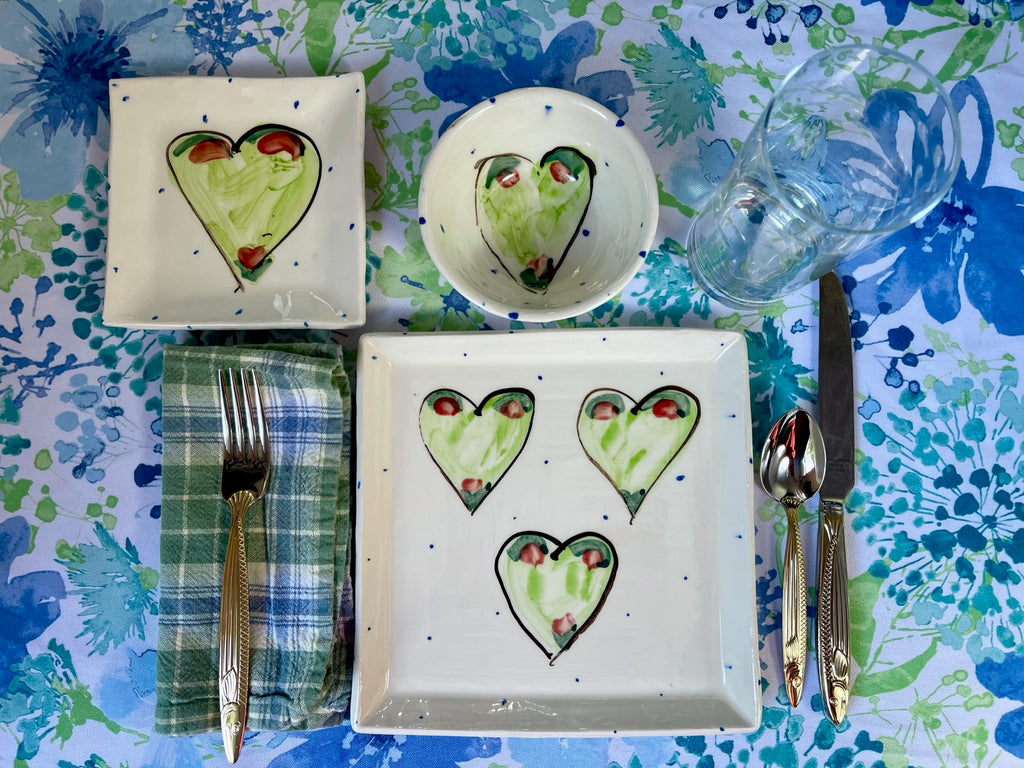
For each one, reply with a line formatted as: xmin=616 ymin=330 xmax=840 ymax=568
xmin=474 ymin=147 xmax=596 ymax=293
xmin=166 ymin=125 xmax=321 ymax=291
xmin=577 ymin=386 xmax=701 ymax=522
xmin=495 ymin=531 xmax=617 ymax=664
xmin=419 ymin=388 xmax=535 ymax=513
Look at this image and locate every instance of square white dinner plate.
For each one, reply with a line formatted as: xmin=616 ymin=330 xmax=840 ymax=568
xmin=103 ymin=74 xmax=366 ymax=329
xmin=353 ymin=328 xmax=760 ymax=735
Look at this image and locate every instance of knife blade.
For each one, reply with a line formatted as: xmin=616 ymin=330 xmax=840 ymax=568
xmin=816 ymin=271 xmax=854 ymax=725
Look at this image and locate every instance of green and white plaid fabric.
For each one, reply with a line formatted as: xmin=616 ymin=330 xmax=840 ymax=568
xmin=156 ymin=343 xmax=352 ymax=735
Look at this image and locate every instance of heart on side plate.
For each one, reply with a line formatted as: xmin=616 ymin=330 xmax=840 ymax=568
xmin=495 ymin=531 xmax=617 ymax=664
xmin=419 ymin=388 xmax=535 ymax=513
xmin=577 ymin=386 xmax=701 ymax=522
xmin=166 ymin=125 xmax=321 ymax=291
xmin=474 ymin=147 xmax=596 ymax=293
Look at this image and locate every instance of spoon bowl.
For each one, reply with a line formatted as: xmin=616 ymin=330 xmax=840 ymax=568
xmin=760 ymin=408 xmax=827 ymax=707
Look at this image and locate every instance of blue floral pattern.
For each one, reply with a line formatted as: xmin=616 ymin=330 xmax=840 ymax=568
xmin=0 ymin=0 xmax=193 ymax=198
xmin=841 ymin=77 xmax=1024 ymax=337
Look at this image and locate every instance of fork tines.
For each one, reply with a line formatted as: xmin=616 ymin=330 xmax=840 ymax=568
xmin=217 ymin=368 xmax=270 ymax=499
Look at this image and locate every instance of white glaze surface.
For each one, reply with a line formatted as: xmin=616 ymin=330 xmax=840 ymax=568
xmin=103 ymin=74 xmax=366 ymax=329
xmin=419 ymin=88 xmax=659 ymax=322
xmin=353 ymin=328 xmax=760 ymax=735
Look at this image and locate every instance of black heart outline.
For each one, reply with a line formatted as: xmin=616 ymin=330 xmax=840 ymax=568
xmin=473 ymin=146 xmax=597 ymax=294
xmin=494 ymin=530 xmax=618 ymax=665
xmin=166 ymin=123 xmax=322 ymax=293
xmin=419 ymin=387 xmax=536 ymax=514
xmin=577 ymin=385 xmax=702 ymax=523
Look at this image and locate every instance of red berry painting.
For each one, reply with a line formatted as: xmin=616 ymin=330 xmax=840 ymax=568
xmin=166 ymin=125 xmax=321 ymax=291
xmin=474 ymin=147 xmax=596 ymax=293
xmin=495 ymin=531 xmax=617 ymax=664
xmin=419 ymin=388 xmax=535 ymax=513
xmin=578 ymin=386 xmax=701 ymax=523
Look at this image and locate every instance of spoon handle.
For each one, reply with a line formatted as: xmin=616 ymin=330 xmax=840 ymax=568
xmin=782 ymin=503 xmax=807 ymax=707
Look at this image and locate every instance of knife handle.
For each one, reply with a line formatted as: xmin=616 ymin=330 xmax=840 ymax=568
xmin=782 ymin=502 xmax=807 ymax=707
xmin=817 ymin=500 xmax=850 ymax=725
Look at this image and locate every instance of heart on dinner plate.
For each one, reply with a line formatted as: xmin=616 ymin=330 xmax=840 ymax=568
xmin=418 ymin=388 xmax=535 ymax=513
xmin=495 ymin=531 xmax=617 ymax=664
xmin=474 ymin=147 xmax=596 ymax=293
xmin=166 ymin=125 xmax=321 ymax=292
xmin=577 ymin=386 xmax=701 ymax=522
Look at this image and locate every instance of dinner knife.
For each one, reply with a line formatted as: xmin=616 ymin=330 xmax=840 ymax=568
xmin=816 ymin=271 xmax=853 ymax=725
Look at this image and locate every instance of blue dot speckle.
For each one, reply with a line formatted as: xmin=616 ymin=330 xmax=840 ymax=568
xmin=615 ymin=119 xmax=625 ymax=127
xmin=293 ymin=100 xmax=300 ymax=109
xmin=419 ymin=216 xmax=426 ymax=224
xmin=509 ymin=312 xmax=519 ymax=319
xmin=202 ymin=114 xmax=208 ymax=123
xmin=676 ymin=475 xmax=685 ymax=481
xmin=122 ymin=95 xmax=129 ymax=102
xmin=234 ymin=308 xmax=243 ymax=315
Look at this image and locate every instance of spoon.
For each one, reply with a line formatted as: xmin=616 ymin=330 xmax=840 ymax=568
xmin=760 ymin=408 xmax=826 ymax=708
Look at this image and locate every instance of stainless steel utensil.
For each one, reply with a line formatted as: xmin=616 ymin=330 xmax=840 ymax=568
xmin=817 ymin=271 xmax=854 ymax=724
xmin=760 ymin=408 xmax=827 ymax=707
xmin=217 ymin=368 xmax=270 ymax=763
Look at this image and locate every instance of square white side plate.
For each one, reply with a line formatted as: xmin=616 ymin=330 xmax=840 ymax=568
xmin=103 ymin=75 xmax=366 ymax=329
xmin=354 ymin=329 xmax=760 ymax=735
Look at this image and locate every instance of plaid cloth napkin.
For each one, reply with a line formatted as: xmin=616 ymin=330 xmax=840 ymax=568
xmin=155 ymin=343 xmax=353 ymax=735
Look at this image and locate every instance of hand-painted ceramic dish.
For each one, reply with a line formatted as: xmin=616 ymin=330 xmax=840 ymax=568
xmin=103 ymin=74 xmax=366 ymax=329
xmin=353 ymin=329 xmax=760 ymax=735
xmin=418 ymin=88 xmax=659 ymax=322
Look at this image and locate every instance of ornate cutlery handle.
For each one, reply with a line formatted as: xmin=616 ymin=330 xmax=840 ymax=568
xmin=817 ymin=500 xmax=850 ymax=724
xmin=220 ymin=490 xmax=254 ymax=764
xmin=782 ymin=501 xmax=807 ymax=707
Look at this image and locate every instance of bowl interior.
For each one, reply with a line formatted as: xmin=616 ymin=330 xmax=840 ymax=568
xmin=419 ymin=88 xmax=658 ymax=321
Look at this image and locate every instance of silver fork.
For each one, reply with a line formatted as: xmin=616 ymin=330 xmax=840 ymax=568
xmin=217 ymin=368 xmax=270 ymax=764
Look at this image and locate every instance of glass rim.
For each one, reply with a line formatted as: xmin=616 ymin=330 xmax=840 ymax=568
xmin=757 ymin=44 xmax=963 ymax=238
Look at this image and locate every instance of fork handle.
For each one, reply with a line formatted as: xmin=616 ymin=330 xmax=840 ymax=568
xmin=219 ymin=490 xmax=254 ymax=764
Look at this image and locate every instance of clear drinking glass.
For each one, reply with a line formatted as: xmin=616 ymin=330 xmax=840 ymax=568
xmin=686 ymin=45 xmax=961 ymax=308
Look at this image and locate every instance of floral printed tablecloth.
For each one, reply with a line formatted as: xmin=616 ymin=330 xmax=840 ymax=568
xmin=0 ymin=2 xmax=1021 ymax=767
